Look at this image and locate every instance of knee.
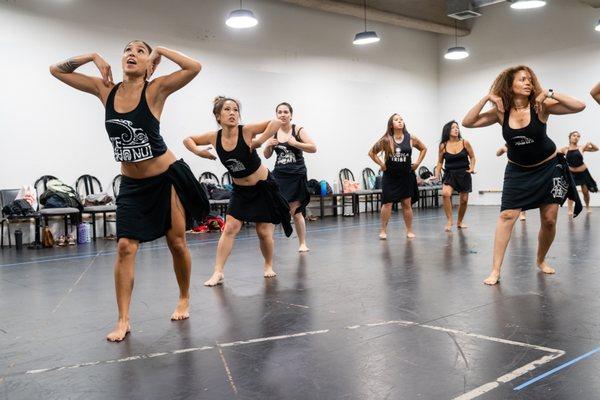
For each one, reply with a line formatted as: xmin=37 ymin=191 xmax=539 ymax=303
xmin=381 ymin=203 xmax=392 ymax=211
xmin=293 ymin=212 xmax=304 ymax=222
xmin=541 ymin=216 xmax=556 ymax=230
xmin=460 ymin=196 xmax=468 ymax=205
xmin=223 ymin=220 xmax=242 ymax=236
xmin=442 ymin=191 xmax=452 ymax=199
xmin=167 ymin=236 xmax=187 ymax=257
xmin=499 ymin=210 xmax=518 ymax=223
xmin=256 ymin=225 xmax=273 ymax=241
xmin=117 ymin=239 xmax=138 ymax=259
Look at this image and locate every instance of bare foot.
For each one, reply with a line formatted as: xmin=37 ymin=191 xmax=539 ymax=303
xmin=298 ymin=244 xmax=310 ymax=252
xmin=379 ymin=232 xmax=387 ymax=240
xmin=106 ymin=320 xmax=131 ymax=342
xmin=537 ymin=261 xmax=556 ymax=275
xmin=264 ymin=266 xmax=277 ymax=278
xmin=406 ymin=232 xmax=416 ymax=238
xmin=587 ymin=207 xmax=592 ymax=214
xmin=445 ymin=223 xmax=452 ymax=232
xmin=204 ymin=272 xmax=224 ymax=287
xmin=457 ymin=222 xmax=468 ymax=229
xmin=171 ymin=297 xmax=190 ymax=321
xmin=483 ymin=273 xmax=500 ymax=285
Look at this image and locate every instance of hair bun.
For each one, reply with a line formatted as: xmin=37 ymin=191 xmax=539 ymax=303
xmin=213 ymin=96 xmax=227 ymax=105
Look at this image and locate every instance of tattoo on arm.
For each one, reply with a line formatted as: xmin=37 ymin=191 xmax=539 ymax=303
xmin=56 ymin=58 xmax=83 ymax=73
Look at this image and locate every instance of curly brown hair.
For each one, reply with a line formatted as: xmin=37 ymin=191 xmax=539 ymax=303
xmin=490 ymin=65 xmax=542 ymax=111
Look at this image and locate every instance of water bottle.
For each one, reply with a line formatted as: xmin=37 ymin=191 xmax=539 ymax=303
xmin=319 ymin=180 xmax=327 ymax=196
xmin=14 ymin=229 xmax=23 ymax=250
xmin=77 ymin=223 xmax=91 ymax=244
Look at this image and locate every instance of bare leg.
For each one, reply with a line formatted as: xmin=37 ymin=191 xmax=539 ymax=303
xmin=379 ymin=203 xmax=392 ymax=239
xmin=582 ymin=185 xmax=591 ymax=212
xmin=484 ymin=209 xmax=520 ymax=285
xmin=166 ymin=188 xmax=191 ymax=321
xmin=290 ymin=201 xmax=309 ymax=252
xmin=106 ymin=238 xmax=138 ymax=341
xmin=567 ymin=199 xmax=574 ymax=215
xmin=256 ymin=222 xmax=276 ymax=277
xmin=442 ymin=185 xmax=453 ymax=231
xmin=537 ymin=204 xmax=558 ymax=274
xmin=205 ymin=216 xmax=242 ymax=286
xmin=519 ymin=211 xmax=526 ymax=221
xmin=401 ymin=198 xmax=415 ymax=238
xmin=457 ymin=192 xmax=469 ymax=229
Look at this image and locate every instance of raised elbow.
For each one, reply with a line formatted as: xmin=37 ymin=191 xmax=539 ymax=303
xmin=576 ymin=102 xmax=586 ymax=112
xmin=190 ymin=61 xmax=202 ymax=74
xmin=49 ymin=64 xmax=59 ymax=77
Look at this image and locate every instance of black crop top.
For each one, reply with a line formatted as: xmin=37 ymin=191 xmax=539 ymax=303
xmin=566 ymin=149 xmax=584 ymax=167
xmin=274 ymin=124 xmax=307 ymax=174
xmin=215 ymin=125 xmax=262 ymax=178
xmin=443 ymin=140 xmax=470 ymax=171
xmin=384 ymin=133 xmax=412 ymax=175
xmin=502 ymin=106 xmax=556 ymax=166
xmin=104 ymin=82 xmax=167 ymax=163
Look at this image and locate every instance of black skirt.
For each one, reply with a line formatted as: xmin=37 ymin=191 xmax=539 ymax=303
xmin=116 ymin=159 xmax=210 ymax=242
xmin=443 ymin=169 xmax=472 ymax=193
xmin=501 ymin=154 xmax=582 ymax=215
xmin=381 ymin=171 xmax=419 ymax=205
xmin=272 ymin=169 xmax=310 ymax=214
xmin=228 ymin=173 xmax=293 ymax=237
xmin=572 ymin=168 xmax=598 ymax=192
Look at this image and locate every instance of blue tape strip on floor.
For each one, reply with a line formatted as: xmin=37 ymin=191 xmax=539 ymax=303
xmin=514 ymin=347 xmax=600 ymax=391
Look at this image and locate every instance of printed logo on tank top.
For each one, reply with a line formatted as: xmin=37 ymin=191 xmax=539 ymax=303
xmin=225 ymin=159 xmax=246 ymax=173
xmin=275 ymin=145 xmax=297 ymax=165
xmin=106 ymin=119 xmax=153 ymax=162
xmin=390 ymin=145 xmax=408 ymax=163
xmin=512 ymin=136 xmax=535 ymax=146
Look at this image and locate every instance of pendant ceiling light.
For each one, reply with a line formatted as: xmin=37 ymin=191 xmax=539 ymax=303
xmin=353 ymin=0 xmax=380 ymax=45
xmin=444 ymin=21 xmax=469 ymax=60
xmin=510 ymin=0 xmax=547 ymax=10
xmin=226 ymin=0 xmax=258 ymax=29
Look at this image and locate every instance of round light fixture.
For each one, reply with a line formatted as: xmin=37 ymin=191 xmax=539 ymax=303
xmin=510 ymin=0 xmax=547 ymax=10
xmin=444 ymin=46 xmax=470 ymax=60
xmin=353 ymin=31 xmax=380 ymax=45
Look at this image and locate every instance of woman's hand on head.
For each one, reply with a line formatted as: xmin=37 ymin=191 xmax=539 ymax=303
xmin=488 ymin=94 xmax=504 ymax=113
xmin=93 ymin=54 xmax=113 ymax=86
xmin=147 ymin=49 xmax=162 ymax=79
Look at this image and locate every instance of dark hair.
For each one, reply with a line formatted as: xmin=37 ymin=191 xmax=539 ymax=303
xmin=124 ymin=40 xmax=152 ymax=54
xmin=276 ymin=102 xmax=293 ymax=115
xmin=372 ymin=113 xmax=409 ymax=157
xmin=440 ymin=120 xmax=461 ymax=145
xmin=568 ymin=131 xmax=579 ymax=140
xmin=213 ymin=96 xmax=241 ymax=124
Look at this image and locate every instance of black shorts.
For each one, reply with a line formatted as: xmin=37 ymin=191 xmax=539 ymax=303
xmin=442 ymin=169 xmax=472 ymax=193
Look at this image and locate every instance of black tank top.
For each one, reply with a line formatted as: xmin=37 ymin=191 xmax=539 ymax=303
xmin=274 ymin=125 xmax=306 ymax=174
xmin=215 ymin=125 xmax=262 ymax=178
xmin=566 ymin=149 xmax=584 ymax=167
xmin=443 ymin=140 xmax=470 ymax=171
xmin=384 ymin=134 xmax=412 ymax=175
xmin=502 ymin=106 xmax=556 ymax=166
xmin=104 ymin=82 xmax=167 ymax=163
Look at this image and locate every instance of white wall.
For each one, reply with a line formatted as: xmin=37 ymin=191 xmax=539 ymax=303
xmin=438 ymin=1 xmax=600 ymax=206
xmin=0 ymin=0 xmax=440 ymax=195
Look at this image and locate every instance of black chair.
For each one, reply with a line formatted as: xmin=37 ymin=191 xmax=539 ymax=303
xmin=34 ymin=175 xmax=81 ymax=240
xmin=112 ymin=175 xmax=122 ymax=197
xmin=360 ymin=167 xmax=381 ymax=212
xmin=338 ymin=168 xmax=357 ymax=216
xmin=199 ymin=171 xmax=220 ymax=183
xmin=75 ymin=174 xmax=117 ymax=240
xmin=221 ymin=171 xmax=232 ymax=186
